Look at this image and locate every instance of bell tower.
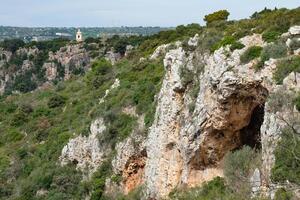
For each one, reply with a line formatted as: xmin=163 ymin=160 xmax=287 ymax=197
xmin=76 ymin=29 xmax=83 ymax=42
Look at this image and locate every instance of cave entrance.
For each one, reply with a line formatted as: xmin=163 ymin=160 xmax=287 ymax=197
xmin=189 ymin=103 xmax=266 ymax=171
xmin=239 ymin=104 xmax=265 ymax=149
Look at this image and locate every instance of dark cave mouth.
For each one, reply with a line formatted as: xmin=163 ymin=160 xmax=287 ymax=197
xmin=239 ymin=104 xmax=265 ymax=149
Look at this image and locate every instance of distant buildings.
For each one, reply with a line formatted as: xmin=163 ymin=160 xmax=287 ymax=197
xmin=56 ymin=32 xmax=72 ymax=38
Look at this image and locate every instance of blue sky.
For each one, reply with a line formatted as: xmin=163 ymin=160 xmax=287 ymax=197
xmin=0 ymin=0 xmax=299 ymax=27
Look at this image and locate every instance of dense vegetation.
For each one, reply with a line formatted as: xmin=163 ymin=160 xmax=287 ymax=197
xmin=0 ymin=54 xmax=164 ymax=199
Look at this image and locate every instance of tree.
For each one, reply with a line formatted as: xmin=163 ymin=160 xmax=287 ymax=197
xmin=0 ymin=39 xmax=25 ymax=53
xmin=204 ymin=10 xmax=230 ymax=25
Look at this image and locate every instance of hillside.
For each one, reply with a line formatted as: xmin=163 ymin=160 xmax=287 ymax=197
xmin=0 ymin=7 xmax=300 ymax=200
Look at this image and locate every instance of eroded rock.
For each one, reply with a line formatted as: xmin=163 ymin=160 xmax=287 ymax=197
xmin=60 ymin=118 xmax=109 ymax=174
xmin=144 ymin=34 xmax=269 ymax=199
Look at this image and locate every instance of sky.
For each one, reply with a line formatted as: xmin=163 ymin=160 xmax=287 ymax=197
xmin=0 ymin=0 xmax=299 ymax=27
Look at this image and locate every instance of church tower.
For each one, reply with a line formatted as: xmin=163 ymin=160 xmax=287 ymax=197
xmin=76 ymin=29 xmax=83 ymax=42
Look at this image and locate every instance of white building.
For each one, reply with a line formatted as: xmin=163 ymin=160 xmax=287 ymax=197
xmin=76 ymin=29 xmax=83 ymax=42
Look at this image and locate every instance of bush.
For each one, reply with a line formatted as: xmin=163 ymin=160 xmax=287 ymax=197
xmin=274 ymin=188 xmax=293 ymax=200
xmin=262 ymin=31 xmax=281 ymax=43
xmin=85 ymin=59 xmax=114 ymax=89
xmin=256 ymin=42 xmax=287 ymax=70
xmin=0 ymin=39 xmax=25 ymax=53
xmin=240 ymin=46 xmax=263 ymax=63
xmin=204 ymin=10 xmax=230 ymax=25
xmin=4 ymin=129 xmax=24 ymax=143
xmin=273 ymin=56 xmax=300 ymax=84
xmin=47 ymin=95 xmax=66 ymax=108
xmin=11 ymin=110 xmax=28 ymax=126
xmin=261 ymin=42 xmax=287 ymax=61
xmin=294 ymin=94 xmax=300 ymax=111
xmin=230 ymin=41 xmax=245 ymax=51
xmin=90 ymin=161 xmax=111 ymax=200
xmin=211 ymin=36 xmax=236 ymax=52
xmin=12 ymin=71 xmax=37 ymax=93
xmin=169 ymin=177 xmax=237 ymax=200
xmin=271 ymin=128 xmax=300 ymax=184
xmin=223 ymin=146 xmax=261 ymax=196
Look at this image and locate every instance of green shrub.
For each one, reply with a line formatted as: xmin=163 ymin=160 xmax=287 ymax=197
xmin=274 ymin=188 xmax=293 ymax=200
xmin=271 ymin=128 xmax=300 ymax=184
xmin=103 ymin=113 xmax=136 ymax=146
xmin=255 ymin=42 xmax=287 ymax=70
xmin=294 ymin=94 xmax=300 ymax=111
xmin=169 ymin=177 xmax=237 ymax=200
xmin=223 ymin=146 xmax=261 ymax=196
xmin=204 ymin=10 xmax=230 ymax=25
xmin=240 ymin=46 xmax=263 ymax=63
xmin=196 ymin=29 xmax=223 ymax=54
xmin=230 ymin=41 xmax=245 ymax=51
xmin=111 ymin=174 xmax=122 ymax=183
xmin=4 ymin=129 xmax=24 ymax=143
xmin=85 ymin=59 xmax=114 ymax=89
xmin=262 ymin=31 xmax=281 ymax=42
xmin=211 ymin=36 xmax=236 ymax=52
xmin=47 ymin=95 xmax=67 ymax=108
xmin=261 ymin=42 xmax=287 ymax=62
xmin=273 ymin=56 xmax=300 ymax=84
xmin=11 ymin=110 xmax=28 ymax=126
xmin=0 ymin=39 xmax=25 ymax=53
xmin=90 ymin=161 xmax=112 ymax=200
xmin=0 ymin=154 xmax=9 ymax=179
xmin=12 ymin=71 xmax=37 ymax=93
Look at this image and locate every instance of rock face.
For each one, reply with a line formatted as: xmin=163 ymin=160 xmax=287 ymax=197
xmin=251 ymin=168 xmax=261 ymax=196
xmin=105 ymin=50 xmax=121 ymax=65
xmin=144 ymin=34 xmax=274 ymax=199
xmin=60 ymin=118 xmax=109 ymax=174
xmin=111 ymin=106 xmax=147 ymax=194
xmin=289 ymin=26 xmax=300 ymax=35
xmin=0 ymin=43 xmax=91 ymax=94
xmin=47 ymin=44 xmax=90 ymax=80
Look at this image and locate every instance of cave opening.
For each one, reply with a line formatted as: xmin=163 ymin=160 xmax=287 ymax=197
xmin=189 ymin=102 xmax=266 ymax=171
xmin=239 ymin=104 xmax=265 ymax=149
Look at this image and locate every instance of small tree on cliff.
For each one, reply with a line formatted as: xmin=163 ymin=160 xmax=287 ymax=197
xmin=204 ymin=10 xmax=230 ymax=25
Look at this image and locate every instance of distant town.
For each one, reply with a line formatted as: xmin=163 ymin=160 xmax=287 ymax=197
xmin=0 ymin=26 xmax=172 ymax=42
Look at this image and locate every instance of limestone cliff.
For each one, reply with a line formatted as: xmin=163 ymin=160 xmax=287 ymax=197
xmin=58 ymin=27 xmax=300 ymax=200
xmin=0 ymin=43 xmax=90 ymax=94
xmin=110 ymin=29 xmax=299 ymax=199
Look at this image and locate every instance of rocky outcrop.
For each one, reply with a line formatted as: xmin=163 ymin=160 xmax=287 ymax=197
xmin=99 ymin=79 xmax=120 ymax=104
xmin=44 ymin=62 xmax=57 ymax=81
xmin=60 ymin=118 xmax=109 ymax=174
xmin=289 ymin=26 xmax=300 ymax=35
xmin=150 ymin=42 xmax=181 ymax=60
xmin=48 ymin=44 xmax=90 ymax=80
xmin=144 ymin=34 xmax=274 ymax=199
xmin=0 ymin=43 xmax=91 ymax=94
xmin=105 ymin=50 xmax=121 ymax=65
xmin=110 ymin=106 xmax=147 ymax=194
